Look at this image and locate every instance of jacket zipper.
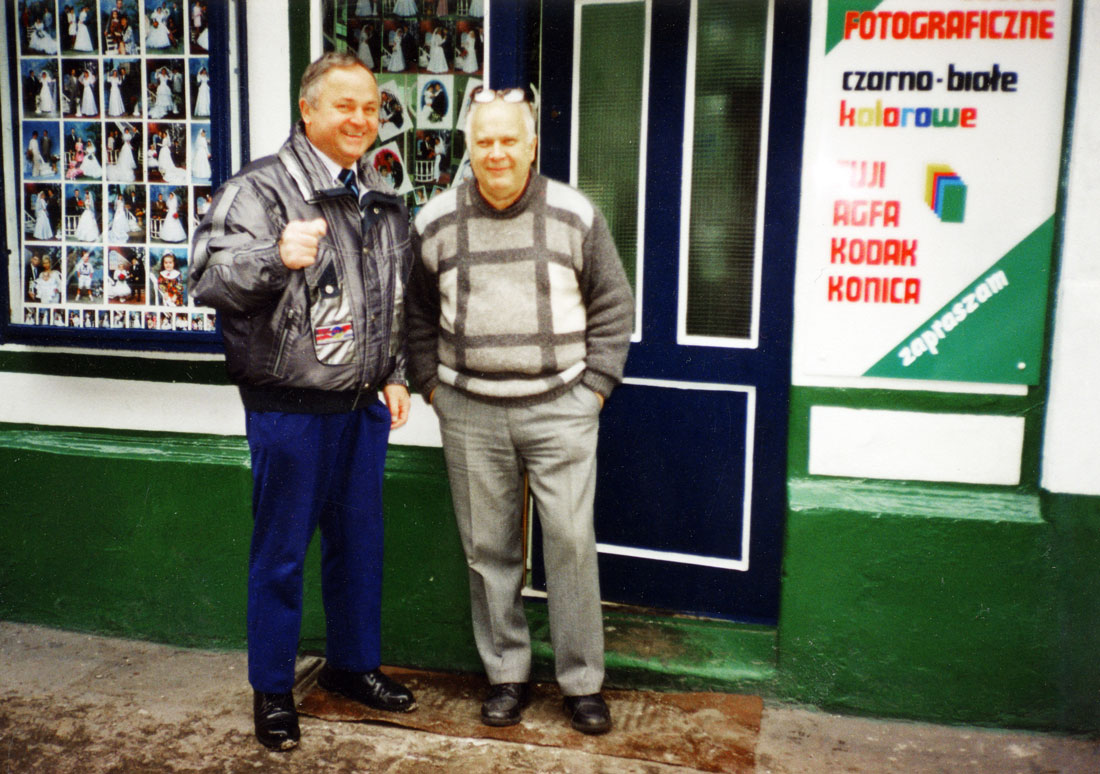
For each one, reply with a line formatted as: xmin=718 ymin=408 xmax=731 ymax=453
xmin=273 ymin=307 xmax=297 ymax=375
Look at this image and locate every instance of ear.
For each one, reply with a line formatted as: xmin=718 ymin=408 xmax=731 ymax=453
xmin=299 ymin=98 xmax=312 ymax=126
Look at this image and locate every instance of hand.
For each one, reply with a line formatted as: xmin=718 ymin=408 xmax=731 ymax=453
xmin=383 ymin=384 xmax=411 ymax=430
xmin=427 ymin=386 xmax=436 ymax=405
xmin=278 ymin=218 xmax=327 ymax=270
xmin=595 ymin=392 xmax=605 ymax=410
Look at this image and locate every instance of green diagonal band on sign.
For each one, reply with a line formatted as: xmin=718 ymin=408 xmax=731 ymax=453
xmin=826 ymin=0 xmax=885 ymax=55
xmin=863 ymin=216 xmax=1054 ymax=385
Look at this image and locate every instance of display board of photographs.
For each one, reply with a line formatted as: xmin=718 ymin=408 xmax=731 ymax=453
xmin=13 ymin=0 xmax=217 ymax=334
xmin=323 ymin=0 xmax=485 ymax=219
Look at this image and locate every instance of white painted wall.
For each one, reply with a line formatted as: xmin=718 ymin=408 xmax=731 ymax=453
xmin=810 ymin=407 xmax=1025 ymax=486
xmin=246 ymin=0 xmax=293 ymax=159
xmin=1040 ymin=2 xmax=1100 ymax=495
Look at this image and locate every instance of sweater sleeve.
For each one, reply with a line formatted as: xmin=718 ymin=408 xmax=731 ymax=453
xmin=579 ymin=210 xmax=634 ymax=398
xmin=405 ymin=226 xmax=442 ymax=399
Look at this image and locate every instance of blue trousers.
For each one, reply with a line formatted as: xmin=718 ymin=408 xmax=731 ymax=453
xmin=245 ymin=402 xmax=390 ymax=693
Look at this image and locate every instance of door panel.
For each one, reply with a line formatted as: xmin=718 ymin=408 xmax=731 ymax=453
xmin=594 ymin=380 xmax=751 ymax=566
xmin=533 ymin=0 xmax=808 ymax=623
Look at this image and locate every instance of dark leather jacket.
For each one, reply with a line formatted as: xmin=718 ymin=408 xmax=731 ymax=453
xmin=191 ymin=123 xmax=412 ymax=413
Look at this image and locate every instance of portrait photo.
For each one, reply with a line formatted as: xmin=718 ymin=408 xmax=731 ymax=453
xmin=22 ymin=59 xmax=60 ymax=118
xmin=65 ymin=246 xmax=104 ymax=303
xmin=147 ymin=122 xmax=188 ymax=185
xmin=346 ymin=0 xmax=379 ymax=19
xmin=190 ymin=57 xmax=211 ymax=118
xmin=369 ymin=142 xmax=412 ymax=196
xmin=23 ymin=245 xmax=62 ymax=303
xmin=106 ymin=246 xmax=146 ymax=304
xmin=19 ymin=0 xmax=61 ymax=57
xmin=103 ymin=58 xmax=142 ymax=117
xmin=189 ymin=0 xmax=211 ymax=53
xmin=61 ymin=59 xmax=100 ymax=119
xmin=149 ymin=247 xmax=188 ymax=307
xmin=149 ymin=184 xmax=189 ymax=244
xmin=65 ymin=183 xmax=103 ymax=243
xmin=413 ymin=128 xmax=451 ymax=185
xmin=107 ymin=182 xmax=146 ymax=243
xmin=23 ymin=120 xmax=61 ymax=180
xmin=417 ymin=75 xmax=453 ymax=128
xmin=147 ymin=58 xmax=186 ymax=119
xmin=419 ymin=19 xmax=452 ymax=74
xmin=383 ymin=19 xmax=417 ymax=74
xmin=100 ymin=0 xmax=140 ymax=56
xmin=144 ymin=1 xmax=184 ymax=54
xmin=25 ymin=183 xmax=62 ymax=243
xmin=350 ymin=19 xmax=380 ymax=71
xmin=62 ymin=120 xmax=103 ymax=182
xmin=453 ymin=20 xmax=481 ymax=75
xmin=105 ymin=121 xmax=143 ymax=182
xmin=64 ymin=1 xmax=101 ymax=55
xmin=378 ymin=79 xmax=410 ymax=142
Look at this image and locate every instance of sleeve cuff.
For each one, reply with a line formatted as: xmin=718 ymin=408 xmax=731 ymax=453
xmin=581 ymin=370 xmax=617 ymax=399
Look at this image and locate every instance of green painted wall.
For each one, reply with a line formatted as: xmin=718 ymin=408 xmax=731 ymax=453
xmin=774 ymin=383 xmax=1100 ymax=733
xmin=780 ymin=477 xmax=1060 ymax=729
xmin=1045 ymin=492 xmax=1100 ymax=732
xmin=0 ymin=424 xmax=478 ymax=669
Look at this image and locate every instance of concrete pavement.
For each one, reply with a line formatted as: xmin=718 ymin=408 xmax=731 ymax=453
xmin=1 ymin=621 xmax=1096 ymax=773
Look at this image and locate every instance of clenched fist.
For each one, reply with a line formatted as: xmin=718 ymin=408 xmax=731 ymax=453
xmin=279 ymin=218 xmax=327 ymax=269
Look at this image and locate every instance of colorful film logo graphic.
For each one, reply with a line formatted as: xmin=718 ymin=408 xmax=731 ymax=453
xmin=925 ymin=164 xmax=967 ymax=223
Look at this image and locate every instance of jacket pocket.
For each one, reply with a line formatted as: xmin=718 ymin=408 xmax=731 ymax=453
xmin=270 ymin=306 xmax=298 ymax=377
xmin=305 ymin=247 xmax=359 ymax=366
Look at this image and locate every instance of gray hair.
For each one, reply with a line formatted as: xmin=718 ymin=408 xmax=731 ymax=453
xmin=464 ymin=98 xmax=537 ymax=140
xmin=299 ymin=52 xmax=372 ymax=108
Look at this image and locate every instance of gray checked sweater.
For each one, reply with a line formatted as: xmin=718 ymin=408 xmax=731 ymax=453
xmin=407 ymin=173 xmax=634 ymax=405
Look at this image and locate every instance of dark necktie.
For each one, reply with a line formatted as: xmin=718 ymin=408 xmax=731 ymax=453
xmin=337 ymin=167 xmax=359 ymax=200
xmin=338 ymin=167 xmax=382 ymax=232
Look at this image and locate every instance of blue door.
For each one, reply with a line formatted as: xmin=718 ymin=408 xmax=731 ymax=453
xmin=525 ymin=0 xmax=807 ymax=623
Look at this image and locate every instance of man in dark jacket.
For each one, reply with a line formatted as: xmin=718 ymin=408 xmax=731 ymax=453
xmin=190 ymin=52 xmax=416 ymax=752
xmin=40 ymin=130 xmax=54 ymax=170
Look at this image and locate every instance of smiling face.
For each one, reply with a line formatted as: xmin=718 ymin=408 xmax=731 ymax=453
xmin=300 ymin=64 xmax=380 ymax=170
xmin=468 ymin=100 xmax=537 ymax=210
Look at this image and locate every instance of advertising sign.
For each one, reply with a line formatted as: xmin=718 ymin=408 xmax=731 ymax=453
xmin=792 ymin=0 xmax=1072 ymax=384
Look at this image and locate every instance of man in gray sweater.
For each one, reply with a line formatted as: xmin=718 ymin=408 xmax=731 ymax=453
xmin=407 ymin=87 xmax=633 ymax=735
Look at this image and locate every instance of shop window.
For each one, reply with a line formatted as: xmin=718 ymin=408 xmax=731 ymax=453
xmin=3 ymin=0 xmax=228 ymax=345
xmin=321 ymin=0 xmax=485 ymax=218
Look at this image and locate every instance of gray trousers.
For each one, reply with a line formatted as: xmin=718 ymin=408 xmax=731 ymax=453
xmin=433 ymin=381 xmax=605 ymax=696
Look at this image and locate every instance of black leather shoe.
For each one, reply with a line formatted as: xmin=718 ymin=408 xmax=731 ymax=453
xmin=253 ymin=691 xmax=300 ymax=751
xmin=480 ymin=682 xmax=531 ymax=727
xmin=317 ymin=664 xmax=417 ymax=712
xmin=563 ymin=693 xmax=612 ymax=735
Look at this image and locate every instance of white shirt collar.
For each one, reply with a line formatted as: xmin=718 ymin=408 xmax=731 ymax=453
xmin=305 ymin=137 xmax=356 ymax=188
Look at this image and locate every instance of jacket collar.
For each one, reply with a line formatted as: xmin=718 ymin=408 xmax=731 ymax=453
xmin=278 ymin=122 xmax=401 ymax=206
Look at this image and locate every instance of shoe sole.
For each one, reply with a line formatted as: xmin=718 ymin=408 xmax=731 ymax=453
xmin=256 ymin=735 xmax=299 ymax=752
xmin=570 ymin=719 xmax=612 ymax=735
xmin=480 ymin=712 xmax=522 ymax=727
